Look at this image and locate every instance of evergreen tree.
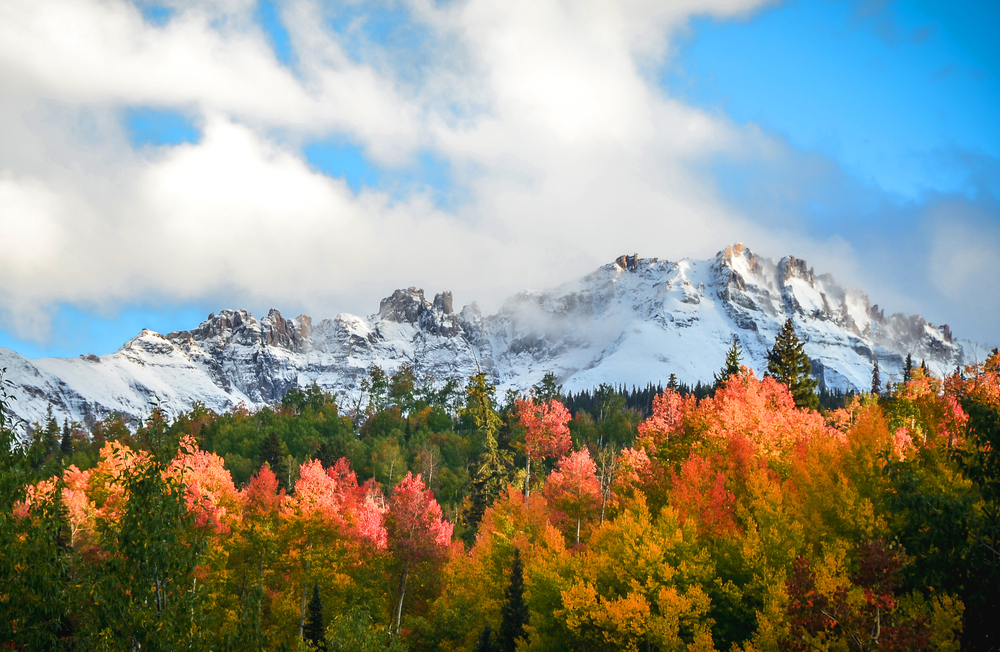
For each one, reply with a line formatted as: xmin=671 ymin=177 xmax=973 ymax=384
xmin=315 ymin=440 xmax=335 ymax=468
xmin=474 ymin=624 xmax=496 ymax=652
xmin=463 ymin=373 xmax=511 ymax=538
xmin=903 ymin=353 xmax=913 ymax=384
xmin=259 ymin=432 xmax=288 ymax=487
xmin=532 ymin=372 xmax=562 ymax=402
xmin=871 ymin=356 xmax=881 ymax=396
xmin=43 ymin=406 xmax=59 ymax=456
xmin=304 ymin=582 xmax=327 ymax=651
xmin=667 ymin=373 xmax=679 ymax=391
xmin=766 ymin=318 xmax=819 ymax=410
xmin=59 ymin=419 xmax=73 ymax=456
xmin=497 ymin=548 xmax=528 ymax=652
xmin=714 ymin=337 xmax=743 ymax=388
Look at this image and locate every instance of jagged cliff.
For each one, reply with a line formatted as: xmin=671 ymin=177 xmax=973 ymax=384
xmin=0 ymin=244 xmax=969 ymax=427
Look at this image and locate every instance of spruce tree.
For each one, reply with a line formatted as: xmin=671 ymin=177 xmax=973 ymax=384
xmin=497 ymin=548 xmax=528 ymax=652
xmin=474 ymin=624 xmax=496 ymax=652
xmin=667 ymin=373 xmax=679 ymax=391
xmin=303 ymin=582 xmax=326 ymax=651
xmin=766 ymin=318 xmax=819 ymax=410
xmin=871 ymin=356 xmax=881 ymax=396
xmin=259 ymin=432 xmax=288 ymax=487
xmin=903 ymin=353 xmax=913 ymax=384
xmin=714 ymin=337 xmax=743 ymax=388
xmin=59 ymin=419 xmax=73 ymax=456
xmin=463 ymin=373 xmax=511 ymax=538
xmin=43 ymin=406 xmax=59 ymax=456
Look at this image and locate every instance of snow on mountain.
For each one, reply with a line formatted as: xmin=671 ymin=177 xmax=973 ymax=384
xmin=0 ymin=244 xmax=970 ymax=428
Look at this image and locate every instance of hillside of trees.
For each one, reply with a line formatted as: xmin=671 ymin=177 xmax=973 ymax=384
xmin=1 ymin=329 xmax=998 ymax=651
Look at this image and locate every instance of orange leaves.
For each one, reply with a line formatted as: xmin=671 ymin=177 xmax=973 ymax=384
xmin=544 ymin=449 xmax=603 ymax=544
xmin=947 ymin=349 xmax=1000 ymax=410
xmin=63 ymin=465 xmax=96 ymax=547
xmin=703 ymin=371 xmax=837 ymax=460
xmin=12 ymin=477 xmax=58 ymax=520
xmin=669 ymin=455 xmax=738 ymax=539
xmin=517 ymin=399 xmax=572 ymax=461
xmin=636 ymin=371 xmax=840 ymax=466
xmin=635 ymin=388 xmax=688 ymax=453
xmin=168 ymin=436 xmax=240 ymax=533
xmin=242 ymin=463 xmax=284 ymax=518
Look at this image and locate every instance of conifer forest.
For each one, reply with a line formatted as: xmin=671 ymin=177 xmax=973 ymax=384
xmin=1 ymin=340 xmax=999 ymax=651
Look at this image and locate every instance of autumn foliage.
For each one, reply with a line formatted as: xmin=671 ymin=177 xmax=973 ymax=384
xmin=4 ymin=352 xmax=999 ymax=651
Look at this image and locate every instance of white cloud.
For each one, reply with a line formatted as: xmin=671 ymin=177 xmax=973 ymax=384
xmin=0 ymin=0 xmax=990 ymax=348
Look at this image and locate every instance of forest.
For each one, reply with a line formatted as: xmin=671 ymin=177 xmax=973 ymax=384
xmin=1 ymin=327 xmax=998 ymax=652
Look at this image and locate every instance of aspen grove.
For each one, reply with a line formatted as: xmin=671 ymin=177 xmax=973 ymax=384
xmin=1 ymin=350 xmax=998 ymax=651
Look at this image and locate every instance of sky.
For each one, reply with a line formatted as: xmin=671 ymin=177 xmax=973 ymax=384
xmin=0 ymin=0 xmax=997 ymax=359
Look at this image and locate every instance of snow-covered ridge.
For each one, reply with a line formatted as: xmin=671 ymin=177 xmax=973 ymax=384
xmin=0 ymin=244 xmax=970 ymax=427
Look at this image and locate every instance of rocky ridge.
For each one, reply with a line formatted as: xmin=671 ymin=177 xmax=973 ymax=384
xmin=0 ymin=244 xmax=970 ymax=427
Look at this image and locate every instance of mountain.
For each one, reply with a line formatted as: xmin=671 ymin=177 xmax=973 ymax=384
xmin=0 ymin=244 xmax=969 ymax=428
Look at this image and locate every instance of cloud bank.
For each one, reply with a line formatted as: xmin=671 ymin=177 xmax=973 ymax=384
xmin=0 ymin=0 xmax=996 ymax=348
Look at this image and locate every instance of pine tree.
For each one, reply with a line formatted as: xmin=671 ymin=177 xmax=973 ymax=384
xmin=871 ymin=356 xmax=881 ymax=396
xmin=43 ymin=406 xmax=59 ymax=456
xmin=667 ymin=373 xmax=679 ymax=391
xmin=903 ymin=353 xmax=913 ymax=384
xmin=303 ymin=582 xmax=326 ymax=651
xmin=474 ymin=624 xmax=496 ymax=652
xmin=714 ymin=337 xmax=743 ymax=388
xmin=766 ymin=318 xmax=819 ymax=410
xmin=497 ymin=548 xmax=529 ymax=652
xmin=59 ymin=419 xmax=73 ymax=456
xmin=259 ymin=432 xmax=288 ymax=487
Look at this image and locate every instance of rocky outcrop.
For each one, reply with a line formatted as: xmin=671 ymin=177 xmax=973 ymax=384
xmin=615 ymin=254 xmax=639 ymax=272
xmin=0 ymin=244 xmax=977 ymax=427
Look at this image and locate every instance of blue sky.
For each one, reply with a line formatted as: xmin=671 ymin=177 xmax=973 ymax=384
xmin=0 ymin=0 xmax=997 ymax=357
xmin=666 ymin=0 xmax=999 ymax=201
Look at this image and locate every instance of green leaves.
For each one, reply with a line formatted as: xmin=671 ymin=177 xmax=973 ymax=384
xmin=84 ymin=456 xmax=209 ymax=651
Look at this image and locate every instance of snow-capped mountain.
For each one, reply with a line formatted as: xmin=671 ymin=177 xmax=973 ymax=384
xmin=0 ymin=244 xmax=970 ymax=427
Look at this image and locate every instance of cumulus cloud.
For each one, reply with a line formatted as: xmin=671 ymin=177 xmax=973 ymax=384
xmin=0 ymin=0 xmax=994 ymax=347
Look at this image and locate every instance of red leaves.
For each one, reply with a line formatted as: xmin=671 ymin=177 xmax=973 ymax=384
xmin=636 ymin=388 xmax=688 ymax=453
xmin=543 ymin=449 xmax=602 ymax=543
xmin=287 ymin=458 xmax=389 ymax=547
xmin=784 ymin=541 xmax=931 ymax=652
xmin=517 ymin=399 xmax=572 ymax=462
xmin=242 ymin=463 xmax=283 ymax=518
xmin=385 ymin=472 xmax=453 ymax=566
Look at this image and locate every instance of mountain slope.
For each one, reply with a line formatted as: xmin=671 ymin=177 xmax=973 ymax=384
xmin=0 ymin=244 xmax=968 ymax=427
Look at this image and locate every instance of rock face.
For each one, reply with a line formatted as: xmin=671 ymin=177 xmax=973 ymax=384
xmin=0 ymin=244 xmax=972 ymax=427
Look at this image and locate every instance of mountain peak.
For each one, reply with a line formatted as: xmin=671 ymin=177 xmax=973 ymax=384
xmin=0 ymin=243 xmax=977 ymax=426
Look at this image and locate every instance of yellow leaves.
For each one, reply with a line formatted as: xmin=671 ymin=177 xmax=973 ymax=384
xmin=560 ymin=582 xmax=601 ymax=631
xmin=926 ymin=593 xmax=964 ymax=652
xmin=604 ymin=592 xmax=652 ymax=640
xmin=552 ymin=496 xmax=717 ymax=651
xmin=648 ymin=584 xmax=713 ymax=650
